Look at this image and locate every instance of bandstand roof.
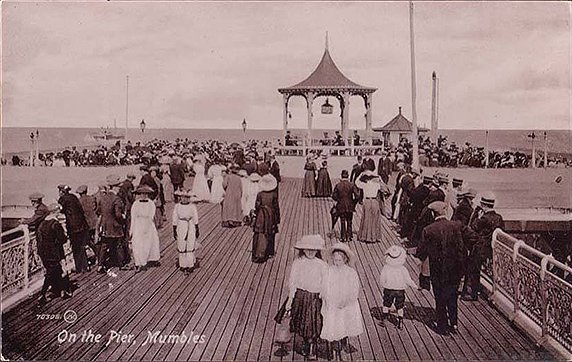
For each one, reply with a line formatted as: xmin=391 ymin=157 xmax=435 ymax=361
xmin=278 ymin=43 xmax=377 ymax=94
xmin=373 ymin=107 xmax=429 ymax=132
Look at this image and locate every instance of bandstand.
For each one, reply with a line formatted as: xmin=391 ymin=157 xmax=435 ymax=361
xmin=278 ymin=36 xmax=377 ymax=147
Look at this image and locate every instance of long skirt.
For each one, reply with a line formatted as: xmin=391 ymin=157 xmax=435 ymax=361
xmin=290 ymin=289 xmax=323 ymax=340
xmin=315 ymin=171 xmax=332 ymax=197
xmin=252 ymin=232 xmax=273 ymax=263
xmin=358 ymin=199 xmax=384 ymax=243
xmin=301 ymin=170 xmax=316 ymax=197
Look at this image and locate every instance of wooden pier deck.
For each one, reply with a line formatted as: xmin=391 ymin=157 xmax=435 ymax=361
xmin=1 ymin=178 xmax=554 ymax=361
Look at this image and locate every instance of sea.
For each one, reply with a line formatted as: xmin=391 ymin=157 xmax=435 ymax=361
xmin=1 ymin=127 xmax=571 ymax=157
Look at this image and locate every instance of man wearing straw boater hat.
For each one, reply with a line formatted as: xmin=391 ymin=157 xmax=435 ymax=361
xmin=451 ymin=188 xmax=476 ymax=227
xmin=97 ymin=174 xmax=128 ymax=273
xmin=416 ymin=201 xmax=479 ymax=335
xmin=36 ymin=203 xmax=73 ymax=304
xmin=462 ymin=192 xmax=505 ymax=301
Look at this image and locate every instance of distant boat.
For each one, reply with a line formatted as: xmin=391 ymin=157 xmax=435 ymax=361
xmin=91 ymin=127 xmax=125 ymax=141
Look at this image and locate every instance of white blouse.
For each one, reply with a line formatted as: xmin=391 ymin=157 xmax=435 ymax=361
xmin=355 ymin=178 xmax=389 ymax=198
xmin=288 ymin=257 xmax=328 ymax=298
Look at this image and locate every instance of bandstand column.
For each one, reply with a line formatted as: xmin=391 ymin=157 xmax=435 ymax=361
xmin=282 ymin=93 xmax=288 ymax=145
xmin=306 ymin=92 xmax=314 ymax=147
xmin=341 ymin=92 xmax=350 ymax=144
xmin=365 ymin=93 xmax=373 ymax=144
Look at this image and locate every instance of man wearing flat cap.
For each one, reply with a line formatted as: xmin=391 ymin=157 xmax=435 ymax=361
xmin=96 ymin=174 xmax=129 ymax=272
xmin=21 ymin=192 xmax=49 ymax=231
xmin=77 ymin=185 xmax=99 ymax=265
xmin=58 ymin=184 xmax=90 ymax=273
xmin=417 ymin=201 xmax=479 ymax=335
xmin=332 ymin=170 xmax=360 ymax=242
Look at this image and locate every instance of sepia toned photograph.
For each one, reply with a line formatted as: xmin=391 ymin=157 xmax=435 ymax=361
xmin=1 ymin=1 xmax=571 ymax=360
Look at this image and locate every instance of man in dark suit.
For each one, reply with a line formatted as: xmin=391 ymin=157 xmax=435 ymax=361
xmin=58 ymin=184 xmax=90 ymax=273
xmin=362 ymin=152 xmax=376 ymax=172
xmin=462 ymin=192 xmax=505 ymax=301
xmin=332 ymin=170 xmax=361 ymax=242
xmin=350 ymin=156 xmax=364 ymax=183
xmin=451 ymin=188 xmax=476 ymax=226
xmin=269 ymin=154 xmax=281 ymax=183
xmin=21 ymin=192 xmax=49 ymax=231
xmin=403 ymin=175 xmax=432 ymax=247
xmin=397 ymin=167 xmax=418 ymax=230
xmin=169 ymin=157 xmax=187 ymax=192
xmin=139 ymin=165 xmax=159 ymax=201
xmin=96 ymin=174 xmax=128 ymax=272
xmin=417 ymin=201 xmax=479 ymax=335
xmin=377 ymin=152 xmax=391 ymax=184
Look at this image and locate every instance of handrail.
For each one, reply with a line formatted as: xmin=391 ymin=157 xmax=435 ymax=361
xmin=274 ymin=144 xmax=385 ymax=156
xmin=491 ymin=228 xmax=572 ymax=354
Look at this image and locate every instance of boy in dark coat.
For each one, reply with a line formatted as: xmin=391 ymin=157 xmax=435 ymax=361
xmin=36 ymin=203 xmax=73 ymax=304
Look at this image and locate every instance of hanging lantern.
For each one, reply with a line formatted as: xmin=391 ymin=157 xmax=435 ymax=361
xmin=321 ymin=98 xmax=333 ymax=114
xmin=140 ymin=119 xmax=146 ymax=133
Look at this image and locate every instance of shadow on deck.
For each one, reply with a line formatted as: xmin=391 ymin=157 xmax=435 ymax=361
xmin=1 ymin=178 xmax=554 ymax=361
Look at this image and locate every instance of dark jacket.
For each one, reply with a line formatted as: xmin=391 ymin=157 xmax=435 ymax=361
xmin=58 ymin=193 xmax=89 ymax=234
xmin=270 ymin=160 xmax=281 ymax=183
xmin=244 ymin=161 xmax=257 ymax=176
xmin=362 ymin=158 xmax=376 ymax=172
xmin=36 ymin=217 xmax=67 ymax=267
xmin=139 ymin=173 xmax=158 ymax=200
xmin=332 ymin=179 xmax=360 ymax=214
xmin=451 ymin=198 xmax=474 ymax=226
xmin=418 ymin=217 xmax=479 ymax=285
xmin=79 ymin=194 xmax=98 ymax=230
xmin=377 ymin=158 xmax=390 ymax=184
xmin=257 ymin=162 xmax=270 ymax=176
xmin=118 ymin=180 xmax=135 ymax=210
xmin=470 ymin=209 xmax=505 ymax=259
xmin=350 ymin=163 xmax=363 ymax=183
xmin=254 ymin=190 xmax=280 ymax=234
xmin=169 ymin=163 xmax=187 ymax=186
xmin=424 ymin=188 xmax=446 ymax=206
xmin=97 ymin=192 xmax=125 ymax=238
xmin=22 ymin=203 xmax=49 ymax=230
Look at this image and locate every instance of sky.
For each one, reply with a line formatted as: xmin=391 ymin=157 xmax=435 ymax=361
xmin=2 ymin=1 xmax=570 ymax=130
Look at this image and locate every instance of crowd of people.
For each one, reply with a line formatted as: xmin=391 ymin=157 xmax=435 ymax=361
xmin=14 ymin=135 xmax=571 ymax=361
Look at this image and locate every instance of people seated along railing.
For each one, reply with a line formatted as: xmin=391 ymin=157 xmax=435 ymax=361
xmin=1 ymin=222 xmax=74 ymax=302
xmin=275 ymin=143 xmax=384 ymax=157
xmin=488 ymin=228 xmax=572 ymax=354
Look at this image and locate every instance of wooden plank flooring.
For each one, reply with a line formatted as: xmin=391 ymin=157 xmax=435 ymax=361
xmin=2 ymin=177 xmax=555 ymax=361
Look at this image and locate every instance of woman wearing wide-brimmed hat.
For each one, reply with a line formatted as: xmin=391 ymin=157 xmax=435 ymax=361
xmin=355 ymin=171 xmax=389 ymax=243
xmin=301 ymin=154 xmax=317 ymax=198
xmin=321 ymin=242 xmax=364 ymax=360
xmin=284 ymin=234 xmax=327 ymax=359
xmin=172 ymin=189 xmax=201 ymax=275
xmin=252 ymin=174 xmax=280 ymax=262
xmin=315 ymin=160 xmax=333 ymax=197
xmin=129 ymin=185 xmax=160 ymax=272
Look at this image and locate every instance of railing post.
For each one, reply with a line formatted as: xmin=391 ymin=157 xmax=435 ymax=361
xmin=22 ymin=225 xmax=30 ymax=291
xmin=512 ymin=239 xmax=525 ymax=315
xmin=491 ymin=229 xmax=500 ymax=295
xmin=539 ymin=255 xmax=552 ymax=338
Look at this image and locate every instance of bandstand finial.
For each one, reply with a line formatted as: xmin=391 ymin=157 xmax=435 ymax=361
xmin=325 ymin=31 xmax=329 ymax=51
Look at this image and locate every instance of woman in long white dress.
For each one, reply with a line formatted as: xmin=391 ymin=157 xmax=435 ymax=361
xmin=192 ymin=160 xmax=211 ymax=201
xmin=321 ymin=242 xmax=364 ymax=360
xmin=172 ymin=190 xmax=200 ymax=275
xmin=129 ymin=185 xmax=161 ymax=272
xmin=208 ymin=163 xmax=225 ymax=204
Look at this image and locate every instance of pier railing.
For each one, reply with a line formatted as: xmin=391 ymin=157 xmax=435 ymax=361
xmin=488 ymin=228 xmax=572 ymax=354
xmin=1 ymin=223 xmax=74 ymax=302
xmin=275 ymin=145 xmax=385 ymax=156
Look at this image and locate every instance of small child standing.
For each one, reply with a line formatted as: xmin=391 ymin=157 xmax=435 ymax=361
xmin=379 ymin=245 xmax=418 ymax=329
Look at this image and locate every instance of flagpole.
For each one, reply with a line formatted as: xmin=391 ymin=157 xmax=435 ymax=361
xmin=409 ymin=1 xmax=419 ymax=170
xmin=125 ymin=75 xmax=129 ymax=139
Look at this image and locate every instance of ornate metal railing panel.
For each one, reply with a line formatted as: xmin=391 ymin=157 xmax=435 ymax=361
xmin=491 ymin=229 xmax=572 ymax=353
xmin=2 ymin=222 xmax=73 ymax=300
xmin=545 ymin=264 xmax=572 ymax=351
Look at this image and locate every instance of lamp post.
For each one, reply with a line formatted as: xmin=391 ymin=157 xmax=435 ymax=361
xmin=527 ymin=132 xmax=536 ymax=168
xmin=543 ymin=131 xmax=548 ymax=168
xmin=242 ymin=118 xmax=247 ymax=143
xmin=140 ymin=119 xmax=146 ymax=133
xmin=29 ymin=132 xmax=35 ymax=167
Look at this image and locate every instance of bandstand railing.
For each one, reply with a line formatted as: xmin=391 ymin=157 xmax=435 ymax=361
xmin=488 ymin=228 xmax=572 ymax=354
xmin=275 ymin=144 xmax=385 ymax=156
xmin=1 ymin=222 xmax=74 ymax=302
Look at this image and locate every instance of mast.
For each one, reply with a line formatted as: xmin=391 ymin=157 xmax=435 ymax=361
xmin=409 ymin=1 xmax=419 ymax=170
xmin=125 ymin=75 xmax=129 ymax=138
xmin=431 ymin=71 xmax=438 ymax=143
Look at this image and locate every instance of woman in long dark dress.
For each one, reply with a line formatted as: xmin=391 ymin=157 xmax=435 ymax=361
xmin=301 ymin=155 xmax=317 ymax=197
xmin=315 ymin=160 xmax=332 ymax=197
xmin=252 ymin=174 xmax=280 ymax=263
